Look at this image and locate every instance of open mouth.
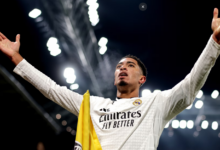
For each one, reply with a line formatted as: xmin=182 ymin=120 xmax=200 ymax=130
xmin=118 ymin=72 xmax=128 ymax=77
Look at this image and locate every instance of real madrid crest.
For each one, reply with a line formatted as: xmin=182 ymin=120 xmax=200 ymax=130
xmin=133 ymin=99 xmax=142 ymax=106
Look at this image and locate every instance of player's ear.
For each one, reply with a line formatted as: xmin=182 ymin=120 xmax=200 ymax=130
xmin=139 ymin=76 xmax=146 ymax=85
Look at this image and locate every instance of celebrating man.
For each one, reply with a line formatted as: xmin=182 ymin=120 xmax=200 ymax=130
xmin=0 ymin=8 xmax=220 ymax=150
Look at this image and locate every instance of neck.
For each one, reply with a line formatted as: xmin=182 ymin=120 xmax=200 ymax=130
xmin=116 ymin=85 xmax=139 ymax=99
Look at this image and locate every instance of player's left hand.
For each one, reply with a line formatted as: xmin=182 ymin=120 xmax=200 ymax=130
xmin=212 ymin=8 xmax=220 ymax=44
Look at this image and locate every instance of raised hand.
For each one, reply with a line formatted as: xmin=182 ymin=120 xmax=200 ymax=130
xmin=0 ymin=32 xmax=21 ymax=59
xmin=212 ymin=8 xmax=220 ymax=44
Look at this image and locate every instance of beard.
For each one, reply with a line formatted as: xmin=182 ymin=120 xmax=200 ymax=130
xmin=118 ymin=80 xmax=128 ymax=86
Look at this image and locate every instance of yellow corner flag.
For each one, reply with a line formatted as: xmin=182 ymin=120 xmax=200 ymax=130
xmin=75 ymin=90 xmax=102 ymax=150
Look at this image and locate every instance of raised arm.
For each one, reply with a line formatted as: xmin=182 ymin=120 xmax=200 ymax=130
xmin=158 ymin=8 xmax=220 ymax=121
xmin=0 ymin=32 xmax=83 ymax=116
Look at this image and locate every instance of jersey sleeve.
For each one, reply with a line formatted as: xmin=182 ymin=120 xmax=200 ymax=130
xmin=13 ymin=59 xmax=83 ymax=116
xmin=158 ymin=35 xmax=220 ymax=121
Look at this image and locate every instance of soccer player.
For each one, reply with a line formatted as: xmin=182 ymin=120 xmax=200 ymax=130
xmin=0 ymin=8 xmax=220 ymax=150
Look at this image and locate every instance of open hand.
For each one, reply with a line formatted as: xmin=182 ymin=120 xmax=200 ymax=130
xmin=212 ymin=8 xmax=220 ymax=44
xmin=0 ymin=32 xmax=21 ymax=59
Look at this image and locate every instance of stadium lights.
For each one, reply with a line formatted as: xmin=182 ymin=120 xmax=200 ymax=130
xmin=56 ymin=114 xmax=61 ymax=119
xmin=86 ymin=0 xmax=97 ymax=5
xmin=66 ymin=76 xmax=76 ymax=84
xmin=88 ymin=11 xmax=99 ymax=26
xmin=98 ymin=37 xmax=108 ymax=47
xmin=50 ymin=49 xmax=61 ymax=56
xmin=187 ymin=120 xmax=194 ymax=129
xmin=62 ymin=120 xmax=67 ymax=126
xmin=99 ymin=46 xmax=107 ymax=55
xmin=186 ymin=104 xmax=193 ymax=109
xmin=195 ymin=100 xmax=203 ymax=109
xmin=172 ymin=120 xmax=179 ymax=129
xmin=66 ymin=126 xmax=72 ymax=132
xmin=64 ymin=67 xmax=77 ymax=84
xmin=179 ymin=120 xmax=187 ymax=129
xmin=201 ymin=120 xmax=209 ymax=129
xmin=88 ymin=11 xmax=99 ymax=19
xmin=87 ymin=0 xmax=100 ymax=26
xmin=212 ymin=121 xmax=218 ymax=130
xmin=153 ymin=89 xmax=161 ymax=94
xmin=211 ymin=90 xmax=219 ymax=99
xmin=46 ymin=37 xmax=61 ymax=56
xmin=70 ymin=84 xmax=79 ymax=90
xmin=64 ymin=68 xmax=75 ymax=78
xmin=98 ymin=37 xmax=108 ymax=55
xmin=28 ymin=8 xmax=42 ymax=18
xmin=88 ymin=2 xmax=99 ymax=10
xmin=88 ymin=10 xmax=99 ymax=19
xmin=196 ymin=90 xmax=203 ymax=99
xmin=142 ymin=89 xmax=151 ymax=97
xmin=47 ymin=37 xmax=57 ymax=46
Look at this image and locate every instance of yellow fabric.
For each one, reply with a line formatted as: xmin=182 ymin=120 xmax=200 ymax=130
xmin=75 ymin=90 xmax=102 ymax=150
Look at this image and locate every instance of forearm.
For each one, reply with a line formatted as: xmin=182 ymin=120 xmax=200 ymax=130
xmin=13 ymin=59 xmax=83 ymax=116
xmin=10 ymin=52 xmax=23 ymax=66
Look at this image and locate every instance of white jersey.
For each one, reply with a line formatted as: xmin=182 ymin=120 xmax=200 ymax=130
xmin=13 ymin=35 xmax=220 ymax=150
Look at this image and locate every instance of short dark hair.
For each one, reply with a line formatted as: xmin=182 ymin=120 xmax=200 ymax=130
xmin=121 ymin=54 xmax=147 ymax=77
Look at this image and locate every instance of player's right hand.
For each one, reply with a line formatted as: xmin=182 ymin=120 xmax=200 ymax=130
xmin=0 ymin=32 xmax=20 ymax=59
xmin=212 ymin=8 xmax=220 ymax=44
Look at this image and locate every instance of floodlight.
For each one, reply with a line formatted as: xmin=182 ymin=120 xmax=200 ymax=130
xmin=64 ymin=68 xmax=75 ymax=78
xmin=142 ymin=89 xmax=151 ymax=97
xmin=66 ymin=126 xmax=72 ymax=132
xmin=91 ymin=18 xmax=100 ymax=26
xmin=99 ymin=46 xmax=107 ymax=55
xmin=88 ymin=10 xmax=99 ymax=18
xmin=212 ymin=121 xmax=218 ymax=130
xmin=70 ymin=84 xmax=79 ymax=90
xmin=98 ymin=37 xmax=108 ymax=47
xmin=29 ymin=9 xmax=42 ymax=18
xmin=88 ymin=2 xmax=99 ymax=10
xmin=201 ymin=120 xmax=209 ymax=129
xmin=50 ymin=49 xmax=61 ymax=56
xmin=86 ymin=0 xmax=97 ymax=6
xmin=196 ymin=90 xmax=203 ymax=98
xmin=56 ymin=114 xmax=61 ymax=119
xmin=66 ymin=75 xmax=76 ymax=84
xmin=48 ymin=44 xmax=60 ymax=51
xmin=47 ymin=37 xmax=58 ymax=47
xmin=62 ymin=120 xmax=67 ymax=126
xmin=195 ymin=100 xmax=203 ymax=109
xmin=211 ymin=90 xmax=219 ymax=99
xmin=187 ymin=120 xmax=194 ymax=129
xmin=153 ymin=89 xmax=161 ymax=94
xmin=172 ymin=120 xmax=179 ymax=129
xmin=179 ymin=120 xmax=187 ymax=129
